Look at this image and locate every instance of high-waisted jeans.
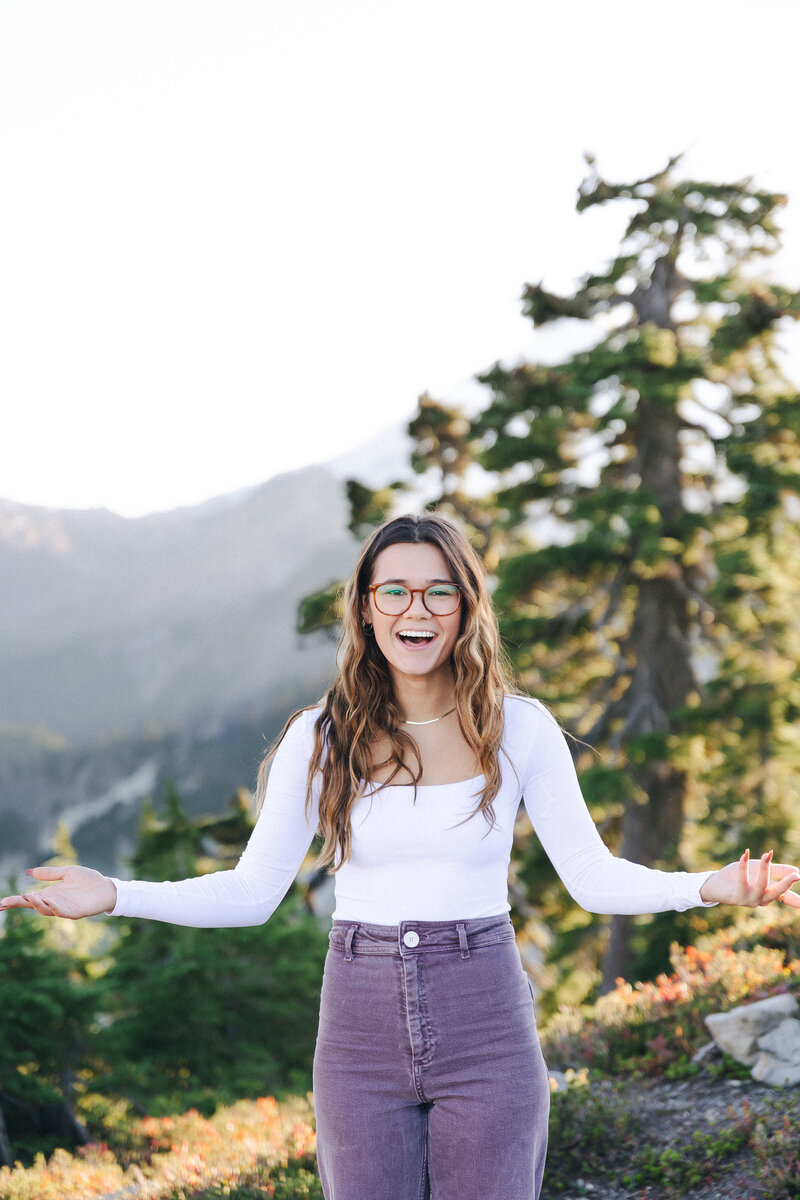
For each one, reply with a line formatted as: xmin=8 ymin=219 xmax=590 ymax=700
xmin=312 ymin=914 xmax=550 ymax=1200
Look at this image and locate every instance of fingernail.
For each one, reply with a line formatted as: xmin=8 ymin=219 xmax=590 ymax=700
xmin=25 ymin=869 xmax=33 ymax=876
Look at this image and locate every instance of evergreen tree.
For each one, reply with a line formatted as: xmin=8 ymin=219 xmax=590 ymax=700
xmin=406 ymin=393 xmax=505 ymax=566
xmin=96 ymin=785 xmax=328 ymax=1114
xmin=0 ymin=904 xmax=94 ymax=1164
xmin=468 ymin=156 xmax=800 ymax=993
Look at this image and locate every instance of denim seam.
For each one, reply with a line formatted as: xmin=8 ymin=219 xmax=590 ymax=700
xmin=401 ymin=959 xmax=430 ymax=1105
xmin=419 ymin=1107 xmax=430 ymax=1200
xmin=416 ymin=963 xmax=436 ymax=1069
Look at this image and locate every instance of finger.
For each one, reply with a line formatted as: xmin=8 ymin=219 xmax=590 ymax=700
xmin=772 ymin=865 xmax=800 ymax=897
xmin=21 ymin=892 xmax=55 ymax=917
xmin=738 ymin=849 xmax=750 ymax=891
xmin=781 ymin=888 xmax=800 ymax=909
xmin=772 ymin=862 xmax=800 ymax=877
xmin=760 ymin=873 xmax=800 ymax=905
xmin=755 ymin=850 xmax=773 ymax=895
xmin=771 ymin=863 xmax=800 ymax=881
xmin=0 ymin=894 xmax=33 ymax=910
xmin=26 ymin=866 xmax=68 ymax=882
xmin=759 ymin=862 xmax=799 ymax=899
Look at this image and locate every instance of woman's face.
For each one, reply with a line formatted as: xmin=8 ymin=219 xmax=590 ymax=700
xmin=362 ymin=542 xmax=462 ymax=685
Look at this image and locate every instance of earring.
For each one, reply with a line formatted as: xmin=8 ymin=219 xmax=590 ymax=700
xmin=361 ymin=619 xmax=373 ymax=635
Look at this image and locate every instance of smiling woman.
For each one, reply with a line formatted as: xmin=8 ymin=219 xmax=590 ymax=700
xmin=2 ymin=512 xmax=799 ymax=1200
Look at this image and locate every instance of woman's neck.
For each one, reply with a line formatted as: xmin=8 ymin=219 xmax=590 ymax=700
xmin=392 ymin=668 xmax=456 ymax=725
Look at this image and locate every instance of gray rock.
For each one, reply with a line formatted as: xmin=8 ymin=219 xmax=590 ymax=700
xmin=757 ymin=1016 xmax=800 ymax=1060
xmin=751 ymin=1051 xmax=800 ymax=1087
xmin=704 ymin=993 xmax=798 ymax=1066
xmin=750 ymin=1016 xmax=800 ymax=1086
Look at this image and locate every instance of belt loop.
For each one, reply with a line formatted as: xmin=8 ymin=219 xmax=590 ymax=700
xmin=456 ymin=922 xmax=470 ymax=959
xmin=344 ymin=925 xmax=358 ymax=962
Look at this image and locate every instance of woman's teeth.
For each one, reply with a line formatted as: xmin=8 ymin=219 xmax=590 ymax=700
xmin=397 ymin=630 xmax=436 ymax=645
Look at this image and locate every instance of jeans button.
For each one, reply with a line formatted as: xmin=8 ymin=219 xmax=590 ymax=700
xmin=403 ymin=930 xmax=420 ymax=948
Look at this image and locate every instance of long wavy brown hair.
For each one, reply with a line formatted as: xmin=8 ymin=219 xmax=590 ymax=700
xmin=255 ymin=513 xmax=515 ymax=870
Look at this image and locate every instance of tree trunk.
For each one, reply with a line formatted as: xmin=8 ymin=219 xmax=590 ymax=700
xmin=0 ymin=1102 xmax=14 ymax=1169
xmin=601 ymin=577 xmax=692 ymax=990
xmin=600 ymin=269 xmax=695 ymax=988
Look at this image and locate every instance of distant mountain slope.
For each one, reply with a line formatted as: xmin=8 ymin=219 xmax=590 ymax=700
xmin=0 ymin=427 xmax=417 ymax=883
xmin=0 ymin=464 xmax=357 ymax=744
xmin=0 ymin=705 xmax=303 ymax=881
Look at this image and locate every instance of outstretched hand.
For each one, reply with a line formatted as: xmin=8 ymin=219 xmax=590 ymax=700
xmin=700 ymin=850 xmax=800 ymax=909
xmin=0 ymin=866 xmax=117 ymax=920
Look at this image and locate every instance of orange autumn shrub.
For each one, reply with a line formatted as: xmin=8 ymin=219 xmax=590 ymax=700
xmin=542 ymin=935 xmax=798 ymax=1076
xmin=0 ymin=1095 xmax=316 ymax=1200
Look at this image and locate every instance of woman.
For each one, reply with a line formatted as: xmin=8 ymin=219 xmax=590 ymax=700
xmin=2 ymin=513 xmax=799 ymax=1200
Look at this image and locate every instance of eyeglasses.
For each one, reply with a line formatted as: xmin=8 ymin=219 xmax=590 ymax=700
xmin=367 ymin=582 xmax=463 ymax=617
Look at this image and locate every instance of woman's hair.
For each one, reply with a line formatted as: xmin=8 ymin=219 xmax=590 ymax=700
xmin=255 ymin=512 xmax=515 ymax=870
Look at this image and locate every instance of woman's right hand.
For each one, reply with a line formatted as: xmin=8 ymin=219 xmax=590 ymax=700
xmin=0 ymin=866 xmax=117 ymax=920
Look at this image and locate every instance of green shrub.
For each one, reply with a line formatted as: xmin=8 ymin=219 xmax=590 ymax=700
xmin=625 ymin=1125 xmax=750 ymax=1194
xmin=746 ymin=1102 xmax=800 ymax=1200
xmin=542 ymin=1073 xmax=640 ymax=1195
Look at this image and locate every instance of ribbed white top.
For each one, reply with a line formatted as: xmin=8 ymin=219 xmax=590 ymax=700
xmin=110 ymin=696 xmax=715 ymax=926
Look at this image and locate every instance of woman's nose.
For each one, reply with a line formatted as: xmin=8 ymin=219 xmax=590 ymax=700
xmin=407 ymin=590 xmax=430 ymax=616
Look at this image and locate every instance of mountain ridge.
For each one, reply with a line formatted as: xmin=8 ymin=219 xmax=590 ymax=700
xmin=0 ymin=463 xmax=359 ymax=744
xmin=0 ymin=433 xmax=413 ymax=883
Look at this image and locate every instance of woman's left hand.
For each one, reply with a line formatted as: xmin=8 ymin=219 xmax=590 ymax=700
xmin=700 ymin=850 xmax=800 ymax=908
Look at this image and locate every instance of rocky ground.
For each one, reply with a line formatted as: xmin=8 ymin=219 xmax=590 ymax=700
xmin=550 ymin=1073 xmax=800 ymax=1200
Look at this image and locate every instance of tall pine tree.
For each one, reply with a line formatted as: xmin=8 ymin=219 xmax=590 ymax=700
xmin=470 ymin=156 xmax=800 ymax=990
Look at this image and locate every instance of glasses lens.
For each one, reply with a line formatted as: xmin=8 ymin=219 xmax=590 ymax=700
xmin=423 ymin=585 xmax=461 ymax=614
xmin=373 ymin=585 xmax=412 ymax=614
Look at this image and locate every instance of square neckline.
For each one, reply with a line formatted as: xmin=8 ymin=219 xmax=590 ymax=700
xmin=363 ymin=773 xmax=486 ymax=791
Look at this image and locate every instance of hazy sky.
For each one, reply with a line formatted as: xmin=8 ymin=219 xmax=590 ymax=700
xmin=2 ymin=0 xmax=799 ymax=516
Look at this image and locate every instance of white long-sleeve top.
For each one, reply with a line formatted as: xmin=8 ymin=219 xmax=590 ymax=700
xmin=110 ymin=695 xmax=715 ymax=926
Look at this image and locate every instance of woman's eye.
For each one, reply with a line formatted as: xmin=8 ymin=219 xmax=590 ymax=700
xmin=379 ymin=587 xmax=409 ymax=597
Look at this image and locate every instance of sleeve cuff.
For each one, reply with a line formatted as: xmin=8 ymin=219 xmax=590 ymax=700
xmin=675 ymin=870 xmax=718 ymax=910
xmin=105 ymin=876 xmax=123 ymax=916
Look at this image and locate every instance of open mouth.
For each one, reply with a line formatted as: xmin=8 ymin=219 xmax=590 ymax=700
xmin=396 ymin=630 xmax=437 ymax=647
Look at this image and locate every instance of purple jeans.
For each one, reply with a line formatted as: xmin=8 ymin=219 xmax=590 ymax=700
xmin=312 ymin=914 xmax=550 ymax=1200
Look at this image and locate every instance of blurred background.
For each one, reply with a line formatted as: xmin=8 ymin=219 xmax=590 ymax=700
xmin=2 ymin=0 xmax=798 ymax=848
xmin=2 ymin=1 xmax=800 ymax=1177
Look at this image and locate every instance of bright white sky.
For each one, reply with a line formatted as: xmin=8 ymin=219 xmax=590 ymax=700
xmin=2 ymin=0 xmax=799 ymax=517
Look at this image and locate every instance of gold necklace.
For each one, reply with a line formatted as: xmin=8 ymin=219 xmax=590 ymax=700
xmin=402 ymin=706 xmax=456 ymax=727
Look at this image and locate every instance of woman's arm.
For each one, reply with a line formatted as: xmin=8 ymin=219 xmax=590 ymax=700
xmin=0 ymin=710 xmax=320 ymax=927
xmin=517 ymin=699 xmax=800 ymax=914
